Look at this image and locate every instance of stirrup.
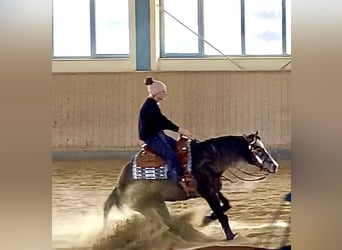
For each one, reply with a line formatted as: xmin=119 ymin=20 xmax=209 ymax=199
xmin=178 ymin=178 xmax=197 ymax=198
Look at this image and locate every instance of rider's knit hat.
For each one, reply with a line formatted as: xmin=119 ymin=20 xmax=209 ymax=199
xmin=144 ymin=76 xmax=167 ymax=96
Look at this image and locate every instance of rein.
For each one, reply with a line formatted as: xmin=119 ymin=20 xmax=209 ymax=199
xmin=223 ymin=168 xmax=267 ymax=182
xmin=235 ymin=167 xmax=268 ymax=178
xmin=221 ymin=175 xmax=234 ymax=183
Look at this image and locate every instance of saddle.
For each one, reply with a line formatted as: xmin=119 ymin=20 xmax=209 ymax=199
xmin=135 ymin=135 xmax=198 ymax=197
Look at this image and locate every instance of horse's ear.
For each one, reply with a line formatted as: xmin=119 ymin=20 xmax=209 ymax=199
xmin=243 ymin=133 xmax=254 ymax=144
xmin=244 ymin=132 xmax=258 ymax=144
xmin=255 ymin=130 xmax=259 ymax=136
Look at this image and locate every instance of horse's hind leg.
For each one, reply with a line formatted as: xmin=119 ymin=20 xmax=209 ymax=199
xmin=103 ymin=187 xmax=121 ymax=229
xmin=134 ymin=199 xmax=187 ymax=235
xmin=133 ymin=199 xmax=173 ymax=226
xmin=136 ymin=200 xmax=205 ymax=241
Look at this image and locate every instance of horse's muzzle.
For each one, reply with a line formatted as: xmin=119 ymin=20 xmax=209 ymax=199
xmin=265 ymin=160 xmax=278 ymax=173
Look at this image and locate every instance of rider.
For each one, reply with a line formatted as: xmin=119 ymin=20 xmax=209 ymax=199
xmin=138 ymin=76 xmax=195 ymax=185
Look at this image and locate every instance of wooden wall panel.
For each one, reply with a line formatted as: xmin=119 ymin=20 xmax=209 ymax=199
xmin=52 ymin=71 xmax=291 ymax=149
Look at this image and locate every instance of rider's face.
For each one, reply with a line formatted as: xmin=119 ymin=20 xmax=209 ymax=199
xmin=154 ymin=90 xmax=167 ymax=101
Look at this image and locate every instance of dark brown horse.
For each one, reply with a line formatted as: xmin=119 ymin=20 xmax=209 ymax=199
xmin=103 ymin=131 xmax=279 ymax=240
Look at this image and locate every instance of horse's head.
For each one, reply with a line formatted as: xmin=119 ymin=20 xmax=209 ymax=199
xmin=243 ymin=131 xmax=279 ymax=173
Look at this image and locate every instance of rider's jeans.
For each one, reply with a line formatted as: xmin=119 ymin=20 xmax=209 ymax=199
xmin=144 ymin=132 xmax=181 ymax=182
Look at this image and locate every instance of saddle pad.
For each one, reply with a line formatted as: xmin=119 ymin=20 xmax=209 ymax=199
xmin=132 ymin=153 xmax=168 ymax=180
xmin=132 ymin=165 xmax=168 ymax=180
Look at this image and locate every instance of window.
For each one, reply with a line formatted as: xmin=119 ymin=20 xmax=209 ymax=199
xmin=52 ymin=0 xmax=130 ymax=58
xmin=245 ymin=0 xmax=283 ymax=55
xmin=95 ymin=0 xmax=130 ymax=55
xmin=52 ymin=0 xmax=291 ymax=72
xmin=286 ymin=0 xmax=291 ymax=54
xmin=53 ymin=0 xmax=91 ymax=57
xmin=203 ymin=0 xmax=241 ymax=56
xmin=162 ymin=0 xmax=199 ymax=55
xmin=160 ymin=0 xmax=291 ymax=57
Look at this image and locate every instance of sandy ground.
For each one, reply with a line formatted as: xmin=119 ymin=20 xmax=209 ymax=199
xmin=190 ymin=247 xmax=275 ymax=250
xmin=191 ymin=246 xmax=291 ymax=250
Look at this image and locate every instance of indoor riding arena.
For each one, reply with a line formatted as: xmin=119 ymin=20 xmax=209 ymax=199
xmin=52 ymin=1 xmax=291 ymax=250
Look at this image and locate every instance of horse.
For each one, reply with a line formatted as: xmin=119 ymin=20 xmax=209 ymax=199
xmin=102 ymin=131 xmax=279 ymax=240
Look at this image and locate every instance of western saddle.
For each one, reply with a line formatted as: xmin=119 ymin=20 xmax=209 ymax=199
xmin=135 ymin=135 xmax=198 ymax=197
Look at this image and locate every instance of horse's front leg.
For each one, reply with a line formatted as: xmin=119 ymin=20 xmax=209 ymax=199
xmin=218 ymin=191 xmax=231 ymax=211
xmin=199 ymin=189 xmax=237 ymax=240
xmin=203 ymin=191 xmax=231 ymax=224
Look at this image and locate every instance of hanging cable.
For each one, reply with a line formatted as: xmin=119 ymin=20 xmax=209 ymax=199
xmin=280 ymin=60 xmax=291 ymax=70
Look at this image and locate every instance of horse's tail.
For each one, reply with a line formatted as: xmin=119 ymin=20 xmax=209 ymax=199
xmin=103 ymin=186 xmax=121 ymax=228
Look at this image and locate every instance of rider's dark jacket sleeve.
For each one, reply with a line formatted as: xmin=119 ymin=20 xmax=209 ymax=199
xmin=139 ymin=97 xmax=179 ymax=141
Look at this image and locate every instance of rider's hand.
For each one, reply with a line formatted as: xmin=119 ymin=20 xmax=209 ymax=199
xmin=178 ymin=128 xmax=196 ymax=140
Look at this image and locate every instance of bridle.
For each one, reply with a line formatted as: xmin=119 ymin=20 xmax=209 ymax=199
xmin=248 ymin=137 xmax=270 ymax=170
xmin=221 ymin=135 xmax=270 ymax=183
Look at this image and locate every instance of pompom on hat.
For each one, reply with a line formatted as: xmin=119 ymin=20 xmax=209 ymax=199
xmin=144 ymin=76 xmax=167 ymax=96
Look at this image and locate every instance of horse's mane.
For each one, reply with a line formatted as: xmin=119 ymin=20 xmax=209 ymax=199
xmin=191 ymin=135 xmax=251 ymax=165
xmin=200 ymin=135 xmax=247 ymax=152
xmin=202 ymin=135 xmax=246 ymax=148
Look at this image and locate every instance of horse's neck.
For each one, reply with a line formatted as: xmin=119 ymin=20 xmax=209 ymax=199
xmin=195 ymin=136 xmax=249 ymax=173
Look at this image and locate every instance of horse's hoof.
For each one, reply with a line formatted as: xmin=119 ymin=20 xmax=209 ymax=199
xmin=201 ymin=216 xmax=213 ymax=227
xmin=226 ymin=233 xmax=238 ymax=241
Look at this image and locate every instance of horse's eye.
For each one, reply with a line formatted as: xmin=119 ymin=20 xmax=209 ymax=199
xmin=253 ymin=148 xmax=263 ymax=154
